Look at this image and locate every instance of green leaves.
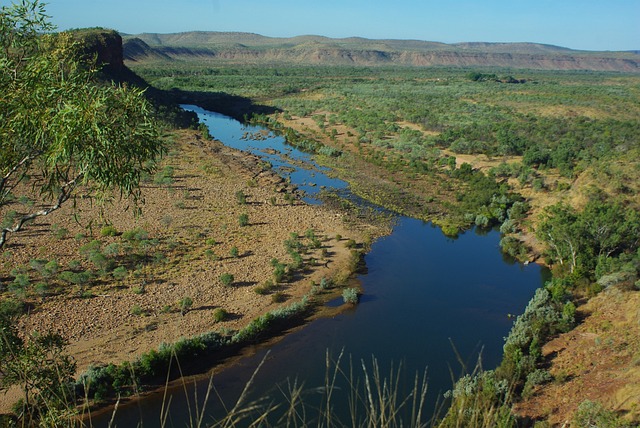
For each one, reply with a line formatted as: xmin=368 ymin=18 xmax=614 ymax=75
xmin=1 ymin=1 xmax=163 ymax=248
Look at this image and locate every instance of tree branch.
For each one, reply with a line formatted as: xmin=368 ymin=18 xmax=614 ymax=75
xmin=0 ymin=172 xmax=83 ymax=249
xmin=0 ymin=152 xmax=39 ymax=202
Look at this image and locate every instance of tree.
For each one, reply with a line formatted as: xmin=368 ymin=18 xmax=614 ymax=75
xmin=0 ymin=305 xmax=76 ymax=424
xmin=537 ymin=203 xmax=582 ymax=274
xmin=0 ymin=0 xmax=163 ymax=249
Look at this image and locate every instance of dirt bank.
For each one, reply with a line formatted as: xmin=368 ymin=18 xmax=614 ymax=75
xmin=0 ymin=129 xmax=383 ymax=412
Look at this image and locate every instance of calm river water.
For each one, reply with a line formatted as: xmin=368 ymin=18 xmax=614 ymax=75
xmin=103 ymin=106 xmax=547 ymax=426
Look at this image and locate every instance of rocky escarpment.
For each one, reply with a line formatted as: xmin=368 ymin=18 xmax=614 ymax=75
xmin=73 ymin=29 xmax=124 ymax=73
xmin=122 ymin=31 xmax=640 ymax=72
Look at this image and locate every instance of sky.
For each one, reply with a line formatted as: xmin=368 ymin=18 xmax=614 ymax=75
xmin=5 ymin=0 xmax=639 ymax=51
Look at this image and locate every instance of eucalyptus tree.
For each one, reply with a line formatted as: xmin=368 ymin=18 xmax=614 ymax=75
xmin=0 ymin=0 xmax=163 ymax=249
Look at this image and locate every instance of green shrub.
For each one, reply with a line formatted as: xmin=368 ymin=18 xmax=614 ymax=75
xmin=289 ymin=252 xmax=304 ymax=270
xmin=342 ymin=288 xmax=359 ymax=305
xmin=88 ymin=251 xmax=113 ymax=272
xmin=100 ymin=225 xmax=118 ymax=237
xmin=0 ymin=299 xmax=25 ymax=319
xmin=79 ymin=240 xmax=102 ymax=257
xmin=122 ymin=228 xmax=149 ymax=242
xmin=522 ymin=369 xmax=553 ymax=398
xmin=130 ymin=305 xmax=143 ymax=316
xmin=153 ymin=165 xmax=175 ymax=185
xmin=112 ymin=266 xmax=128 ymax=281
xmin=28 ymin=259 xmax=48 ymax=273
xmin=238 ymin=213 xmax=249 ymax=227
xmin=204 ymin=249 xmax=218 ymax=261
xmin=230 ymin=246 xmax=239 ymax=258
xmin=235 ymin=190 xmax=247 ymax=205
xmin=220 ymin=273 xmax=234 ymax=287
xmin=572 ymin=400 xmax=628 ymax=428
xmin=131 ymin=284 xmax=145 ymax=295
xmin=179 ymin=297 xmax=193 ymax=315
xmin=103 ymin=242 xmax=121 ymax=256
xmin=440 ymin=370 xmax=516 ymax=427
xmin=9 ymin=275 xmax=29 ymax=298
xmin=42 ymin=260 xmax=59 ymax=278
xmin=33 ymin=282 xmax=48 ymax=298
xmin=51 ymin=224 xmax=69 ymax=240
xmin=271 ymin=292 xmax=286 ymax=303
xmin=213 ymin=308 xmax=228 ymax=322
xmin=254 ymin=285 xmax=268 ymax=295
xmin=67 ymin=260 xmax=82 ymax=271
xmin=273 ymin=263 xmax=287 ymax=283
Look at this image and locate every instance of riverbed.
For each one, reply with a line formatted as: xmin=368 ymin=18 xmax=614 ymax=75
xmin=104 ymin=107 xmax=546 ymax=426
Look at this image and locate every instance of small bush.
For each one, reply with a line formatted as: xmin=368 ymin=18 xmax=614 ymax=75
xmin=103 ymin=242 xmax=121 ymax=256
xmin=273 ymin=263 xmax=288 ymax=283
xmin=100 ymin=225 xmax=118 ymax=237
xmin=254 ymin=285 xmax=268 ymax=295
xmin=131 ymin=285 xmax=145 ymax=295
xmin=342 ymin=288 xmax=359 ymax=305
xmin=213 ymin=308 xmax=228 ymax=322
xmin=238 ymin=213 xmax=249 ymax=227
xmin=220 ymin=273 xmax=234 ymax=287
xmin=42 ymin=260 xmax=59 ymax=278
xmin=235 ymin=190 xmax=247 ymax=205
xmin=319 ymin=277 xmax=332 ymax=290
xmin=522 ymin=369 xmax=553 ymax=398
xmin=112 ymin=266 xmax=128 ymax=281
xmin=230 ymin=247 xmax=239 ymax=258
xmin=161 ymin=215 xmax=174 ymax=226
xmin=130 ymin=305 xmax=143 ymax=316
xmin=154 ymin=165 xmax=175 ymax=185
xmin=179 ymin=297 xmax=193 ymax=315
xmin=271 ymin=292 xmax=286 ymax=303
xmin=573 ymin=400 xmax=626 ymax=428
xmin=204 ymin=249 xmax=218 ymax=261
xmin=0 ymin=299 xmax=25 ymax=319
xmin=68 ymin=260 xmax=82 ymax=271
xmin=28 ymin=258 xmax=48 ymax=273
xmin=51 ymin=224 xmax=69 ymax=240
xmin=79 ymin=240 xmax=102 ymax=257
xmin=33 ymin=282 xmax=48 ymax=298
xmin=122 ymin=228 xmax=149 ymax=242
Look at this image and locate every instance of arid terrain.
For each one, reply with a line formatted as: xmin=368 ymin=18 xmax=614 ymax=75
xmin=0 ymin=129 xmax=381 ymax=412
xmin=515 ymin=284 xmax=640 ymax=425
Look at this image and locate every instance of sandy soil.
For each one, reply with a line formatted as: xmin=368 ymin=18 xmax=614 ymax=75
xmin=0 ymin=129 xmax=380 ymax=412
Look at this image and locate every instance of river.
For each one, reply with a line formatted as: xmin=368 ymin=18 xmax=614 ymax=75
xmin=102 ymin=106 xmax=546 ymax=426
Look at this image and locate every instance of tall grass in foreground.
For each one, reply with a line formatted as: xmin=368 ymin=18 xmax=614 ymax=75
xmin=1 ymin=341 xmax=523 ymax=427
xmin=145 ymin=349 xmax=431 ymax=428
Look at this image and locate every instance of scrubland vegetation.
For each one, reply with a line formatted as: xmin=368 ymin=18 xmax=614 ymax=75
xmin=2 ymin=0 xmax=640 ymax=425
xmin=129 ymin=60 xmax=640 ymax=425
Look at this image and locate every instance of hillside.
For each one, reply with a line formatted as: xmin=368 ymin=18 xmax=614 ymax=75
xmin=123 ymin=31 xmax=640 ymax=72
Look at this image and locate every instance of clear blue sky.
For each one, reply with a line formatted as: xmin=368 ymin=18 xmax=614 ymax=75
xmin=6 ymin=0 xmax=639 ymax=51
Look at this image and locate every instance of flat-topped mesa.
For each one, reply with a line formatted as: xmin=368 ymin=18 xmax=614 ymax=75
xmin=122 ymin=31 xmax=640 ymax=72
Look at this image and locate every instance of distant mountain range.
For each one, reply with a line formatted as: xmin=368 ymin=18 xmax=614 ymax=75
xmin=122 ymin=31 xmax=640 ymax=72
